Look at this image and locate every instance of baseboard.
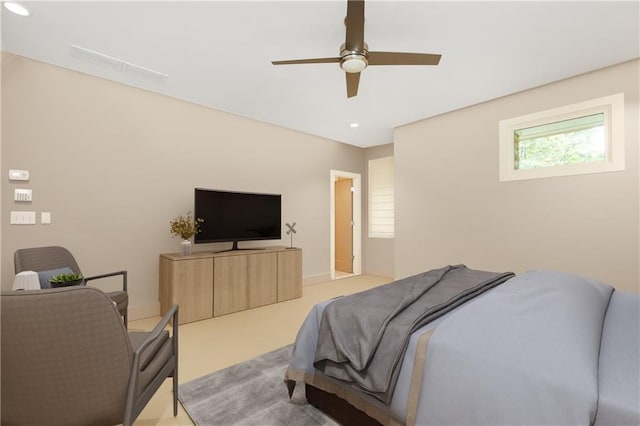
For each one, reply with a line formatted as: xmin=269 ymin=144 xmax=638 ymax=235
xmin=303 ymin=273 xmax=332 ymax=286
xmin=128 ymin=302 xmax=160 ymax=321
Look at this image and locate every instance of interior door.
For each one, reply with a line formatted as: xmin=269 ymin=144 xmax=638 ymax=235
xmin=335 ymin=178 xmax=353 ymax=273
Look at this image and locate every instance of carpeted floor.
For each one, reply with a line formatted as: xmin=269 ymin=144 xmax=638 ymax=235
xmin=178 ymin=345 xmax=339 ymax=426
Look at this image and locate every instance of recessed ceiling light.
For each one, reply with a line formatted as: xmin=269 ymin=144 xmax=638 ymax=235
xmin=350 ymin=123 xmax=359 ymax=128
xmin=3 ymin=1 xmax=29 ymax=16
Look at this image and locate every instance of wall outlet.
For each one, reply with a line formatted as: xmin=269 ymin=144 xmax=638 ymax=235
xmin=41 ymin=212 xmax=51 ymax=224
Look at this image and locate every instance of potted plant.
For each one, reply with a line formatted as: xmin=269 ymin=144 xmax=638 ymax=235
xmin=49 ymin=272 xmax=84 ymax=288
xmin=169 ymin=211 xmax=204 ymax=256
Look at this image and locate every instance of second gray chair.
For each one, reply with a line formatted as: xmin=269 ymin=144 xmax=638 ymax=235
xmin=14 ymin=245 xmax=129 ymax=326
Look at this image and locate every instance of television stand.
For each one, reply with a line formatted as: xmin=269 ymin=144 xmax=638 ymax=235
xmin=159 ymin=246 xmax=302 ymax=324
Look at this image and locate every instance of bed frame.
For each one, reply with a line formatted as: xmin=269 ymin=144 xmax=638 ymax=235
xmin=306 ymin=384 xmax=383 ymax=426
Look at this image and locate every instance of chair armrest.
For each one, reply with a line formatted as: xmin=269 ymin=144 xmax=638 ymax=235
xmin=84 ymin=270 xmax=127 ymax=292
xmin=133 ymin=304 xmax=178 ymax=360
xmin=125 ymin=304 xmax=178 ymax=422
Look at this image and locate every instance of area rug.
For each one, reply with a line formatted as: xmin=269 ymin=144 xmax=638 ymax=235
xmin=178 ymin=344 xmax=338 ymax=426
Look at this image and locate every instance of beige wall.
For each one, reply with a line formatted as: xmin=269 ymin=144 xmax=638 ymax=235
xmin=1 ymin=53 xmax=367 ymax=315
xmin=363 ymin=143 xmax=394 ymax=278
xmin=394 ymin=60 xmax=640 ymax=293
xmin=6 ymin=51 xmax=637 ymax=318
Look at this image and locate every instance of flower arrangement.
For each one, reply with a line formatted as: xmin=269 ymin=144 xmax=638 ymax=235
xmin=169 ymin=211 xmax=204 ymax=240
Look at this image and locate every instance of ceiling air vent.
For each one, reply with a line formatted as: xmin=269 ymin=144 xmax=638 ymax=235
xmin=121 ymin=62 xmax=168 ymax=83
xmin=70 ymin=44 xmax=123 ymax=71
xmin=70 ymin=44 xmax=167 ymax=83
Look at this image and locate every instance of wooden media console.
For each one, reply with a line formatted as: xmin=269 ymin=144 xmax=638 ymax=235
xmin=159 ymin=246 xmax=302 ymax=324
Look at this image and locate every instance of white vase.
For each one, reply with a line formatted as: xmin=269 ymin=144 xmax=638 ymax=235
xmin=180 ymin=239 xmax=192 ymax=256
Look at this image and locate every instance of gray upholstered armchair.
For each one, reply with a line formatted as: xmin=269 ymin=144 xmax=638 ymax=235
xmin=1 ymin=286 xmax=178 ymax=426
xmin=14 ymin=245 xmax=129 ymax=326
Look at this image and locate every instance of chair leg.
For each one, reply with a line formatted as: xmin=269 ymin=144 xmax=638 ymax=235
xmin=173 ymin=368 xmax=178 ymax=416
xmin=123 ymin=312 xmax=128 ymax=329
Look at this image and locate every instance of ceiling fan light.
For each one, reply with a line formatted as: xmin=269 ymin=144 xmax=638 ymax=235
xmin=341 ymin=55 xmax=368 ymax=73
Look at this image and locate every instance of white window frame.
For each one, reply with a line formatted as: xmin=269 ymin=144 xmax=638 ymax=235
xmin=368 ymin=156 xmax=394 ymax=239
xmin=499 ymin=93 xmax=625 ymax=182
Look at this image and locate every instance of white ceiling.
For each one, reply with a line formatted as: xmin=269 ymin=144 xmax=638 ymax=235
xmin=2 ymin=1 xmax=639 ymax=148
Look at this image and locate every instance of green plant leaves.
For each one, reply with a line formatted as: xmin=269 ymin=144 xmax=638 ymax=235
xmin=49 ymin=273 xmax=83 ymax=283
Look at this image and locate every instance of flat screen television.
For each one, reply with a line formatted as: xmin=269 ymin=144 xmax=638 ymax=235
xmin=194 ymin=188 xmax=281 ymax=250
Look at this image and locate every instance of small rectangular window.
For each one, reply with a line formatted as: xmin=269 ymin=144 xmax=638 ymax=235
xmin=515 ymin=113 xmax=605 ymax=170
xmin=368 ymin=156 xmax=394 ymax=238
xmin=499 ymin=93 xmax=624 ymax=181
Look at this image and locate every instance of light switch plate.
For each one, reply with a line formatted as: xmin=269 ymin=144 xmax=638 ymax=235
xmin=14 ymin=189 xmax=32 ymax=202
xmin=10 ymin=211 xmax=36 ymax=225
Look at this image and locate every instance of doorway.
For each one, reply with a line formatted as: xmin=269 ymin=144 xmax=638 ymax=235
xmin=335 ymin=177 xmax=353 ymax=275
xmin=330 ymin=170 xmax=362 ymax=280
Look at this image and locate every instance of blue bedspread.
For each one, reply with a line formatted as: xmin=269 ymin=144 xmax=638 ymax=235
xmin=313 ymin=265 xmax=513 ymax=404
xmin=285 ymin=270 xmax=640 ymax=425
xmin=596 ymin=290 xmax=640 ymax=425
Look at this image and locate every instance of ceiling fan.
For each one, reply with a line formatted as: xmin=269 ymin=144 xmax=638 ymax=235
xmin=271 ymin=0 xmax=441 ymax=98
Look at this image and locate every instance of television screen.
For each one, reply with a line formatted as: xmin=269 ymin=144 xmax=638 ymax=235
xmin=194 ymin=188 xmax=281 ymax=247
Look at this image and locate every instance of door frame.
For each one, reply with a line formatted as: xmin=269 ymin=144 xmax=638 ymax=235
xmin=330 ymin=170 xmax=362 ymax=279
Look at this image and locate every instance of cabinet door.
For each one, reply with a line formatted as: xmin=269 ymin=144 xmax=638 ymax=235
xmin=248 ymin=253 xmax=278 ymax=308
xmin=277 ymin=250 xmax=302 ymax=301
xmin=160 ymin=257 xmax=213 ymax=325
xmin=214 ymin=255 xmax=249 ymax=316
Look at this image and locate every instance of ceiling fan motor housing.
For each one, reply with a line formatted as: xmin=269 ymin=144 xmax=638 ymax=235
xmin=340 ymin=43 xmax=368 ymax=73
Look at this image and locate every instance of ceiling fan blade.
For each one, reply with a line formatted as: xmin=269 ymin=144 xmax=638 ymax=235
xmin=368 ymin=51 xmax=442 ymax=66
xmin=346 ymin=72 xmax=361 ymax=98
xmin=345 ymin=0 xmax=365 ymax=52
xmin=272 ymin=57 xmax=340 ymax=65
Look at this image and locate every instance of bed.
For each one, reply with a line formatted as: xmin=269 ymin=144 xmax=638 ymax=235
xmin=285 ymin=266 xmax=640 ymax=426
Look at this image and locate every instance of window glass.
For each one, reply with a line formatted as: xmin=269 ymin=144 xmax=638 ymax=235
xmin=514 ymin=113 xmax=605 ymax=170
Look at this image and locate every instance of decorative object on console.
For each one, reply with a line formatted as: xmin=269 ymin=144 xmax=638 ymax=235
xmin=285 ymin=222 xmax=297 ymax=249
xmin=49 ymin=272 xmax=84 ymax=288
xmin=180 ymin=240 xmax=192 ymax=256
xmin=169 ymin=211 xmax=204 ymax=256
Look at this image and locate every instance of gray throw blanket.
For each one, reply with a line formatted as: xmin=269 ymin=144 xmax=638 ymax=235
xmin=313 ymin=265 xmax=514 ymax=403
